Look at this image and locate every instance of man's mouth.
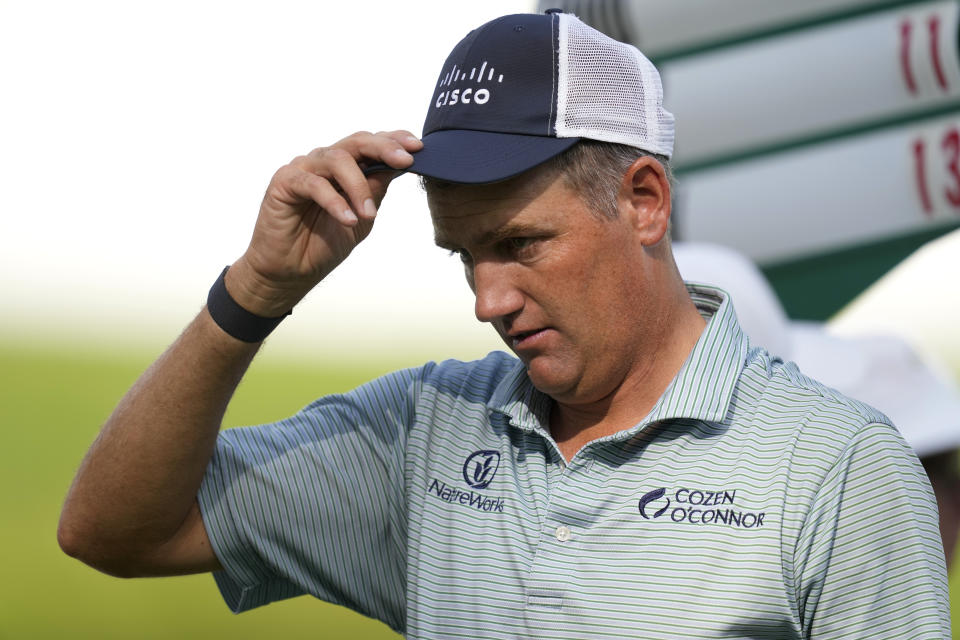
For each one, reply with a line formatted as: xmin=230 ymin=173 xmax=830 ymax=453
xmin=509 ymin=328 xmax=547 ymax=349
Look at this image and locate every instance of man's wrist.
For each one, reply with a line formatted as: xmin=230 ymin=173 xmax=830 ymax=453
xmin=223 ymin=257 xmax=307 ymax=317
xmin=207 ymin=266 xmax=292 ymax=343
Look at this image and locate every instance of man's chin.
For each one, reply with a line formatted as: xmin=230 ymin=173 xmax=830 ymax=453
xmin=523 ymin=358 xmax=576 ymax=398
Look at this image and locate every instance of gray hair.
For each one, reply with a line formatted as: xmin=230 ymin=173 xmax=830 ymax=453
xmin=544 ymin=140 xmax=674 ymax=220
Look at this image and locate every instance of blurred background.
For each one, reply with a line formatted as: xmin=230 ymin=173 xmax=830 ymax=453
xmin=2 ymin=0 xmax=959 ymax=637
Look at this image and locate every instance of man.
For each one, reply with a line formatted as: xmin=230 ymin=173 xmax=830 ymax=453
xmin=58 ymin=11 xmax=949 ymax=638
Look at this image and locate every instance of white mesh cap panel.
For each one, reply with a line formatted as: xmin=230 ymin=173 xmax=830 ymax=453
xmin=555 ymin=14 xmax=675 ymax=158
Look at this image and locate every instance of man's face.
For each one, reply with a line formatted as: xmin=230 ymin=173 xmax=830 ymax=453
xmin=428 ymin=167 xmax=648 ymax=405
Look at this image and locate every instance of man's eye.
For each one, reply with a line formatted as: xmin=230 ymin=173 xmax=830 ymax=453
xmin=507 ymin=237 xmax=539 ymax=254
xmin=448 ymin=249 xmax=472 ymax=264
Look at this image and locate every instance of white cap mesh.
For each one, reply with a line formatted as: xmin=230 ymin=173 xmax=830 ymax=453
xmin=555 ymin=14 xmax=675 ymax=158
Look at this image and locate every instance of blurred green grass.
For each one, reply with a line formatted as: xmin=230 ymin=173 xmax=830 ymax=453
xmin=2 ymin=339 xmax=958 ymax=638
xmin=0 ymin=340 xmax=402 ymax=639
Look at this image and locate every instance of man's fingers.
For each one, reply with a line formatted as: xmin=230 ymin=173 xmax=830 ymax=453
xmin=292 ymin=147 xmax=374 ymax=222
xmin=284 ymin=168 xmax=359 ymax=226
xmin=285 ymin=131 xmax=422 ymax=221
xmin=324 ymin=148 xmax=380 ymax=221
xmin=320 ymin=130 xmax=421 ymax=171
xmin=348 ymin=131 xmax=420 ymax=169
xmin=272 ymin=130 xmax=425 ymax=228
xmin=348 ymin=131 xmax=422 ymax=202
xmin=375 ymin=129 xmax=424 ymax=152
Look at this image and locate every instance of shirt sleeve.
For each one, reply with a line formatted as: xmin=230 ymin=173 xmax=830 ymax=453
xmin=197 ymin=364 xmax=430 ymax=632
xmin=792 ymin=422 xmax=951 ymax=639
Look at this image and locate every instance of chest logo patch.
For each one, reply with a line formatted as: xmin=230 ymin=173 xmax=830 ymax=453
xmin=462 ymin=450 xmax=501 ymax=490
xmin=638 ymin=488 xmax=671 ymax=519
xmin=639 ymin=487 xmax=767 ymax=529
xmin=425 ymin=449 xmax=506 ymax=514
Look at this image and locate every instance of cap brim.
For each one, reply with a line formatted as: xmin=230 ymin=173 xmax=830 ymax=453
xmin=405 ymin=130 xmax=580 ymax=184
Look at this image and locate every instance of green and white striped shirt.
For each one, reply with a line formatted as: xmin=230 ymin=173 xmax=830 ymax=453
xmin=198 ymin=284 xmax=950 ymax=638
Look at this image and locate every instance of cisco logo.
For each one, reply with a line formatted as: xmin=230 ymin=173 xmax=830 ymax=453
xmin=434 ymin=60 xmax=505 ymax=108
xmin=462 ymin=450 xmax=500 ymax=490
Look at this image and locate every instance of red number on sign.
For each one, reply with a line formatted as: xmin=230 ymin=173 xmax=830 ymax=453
xmin=913 ymin=138 xmax=933 ymax=214
xmin=900 ymin=19 xmax=918 ymax=94
xmin=899 ymin=14 xmax=950 ymax=95
xmin=941 ymin=128 xmax=960 ymax=207
xmin=914 ymin=128 xmax=960 ymax=215
xmin=928 ymin=15 xmax=949 ymax=90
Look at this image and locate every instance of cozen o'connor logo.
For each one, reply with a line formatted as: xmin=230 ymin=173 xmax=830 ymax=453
xmin=462 ymin=450 xmax=501 ymax=490
xmin=638 ymin=488 xmax=671 ymax=519
xmin=638 ymin=486 xmax=767 ymax=529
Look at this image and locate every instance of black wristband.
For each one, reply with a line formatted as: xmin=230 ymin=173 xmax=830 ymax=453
xmin=207 ymin=266 xmax=291 ymax=343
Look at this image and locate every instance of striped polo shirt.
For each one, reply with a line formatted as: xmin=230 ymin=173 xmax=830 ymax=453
xmin=198 ymin=284 xmax=950 ymax=638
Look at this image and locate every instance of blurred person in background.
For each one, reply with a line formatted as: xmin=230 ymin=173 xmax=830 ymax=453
xmin=57 ymin=10 xmax=950 ymax=638
xmin=674 ymin=241 xmax=960 ymax=567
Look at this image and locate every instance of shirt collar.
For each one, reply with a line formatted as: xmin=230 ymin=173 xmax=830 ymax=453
xmin=486 ymin=283 xmax=749 ymax=433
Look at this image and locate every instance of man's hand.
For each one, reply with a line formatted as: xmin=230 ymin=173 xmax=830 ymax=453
xmin=226 ymin=130 xmax=423 ymax=317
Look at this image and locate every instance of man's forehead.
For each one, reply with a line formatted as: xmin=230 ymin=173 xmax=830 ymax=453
xmin=430 ymin=201 xmax=510 ymax=248
xmin=429 ymin=191 xmax=551 ymax=249
xmin=427 ymin=166 xmax=565 ymax=243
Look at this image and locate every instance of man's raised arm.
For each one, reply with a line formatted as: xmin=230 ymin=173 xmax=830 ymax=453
xmin=57 ymin=131 xmax=422 ymax=577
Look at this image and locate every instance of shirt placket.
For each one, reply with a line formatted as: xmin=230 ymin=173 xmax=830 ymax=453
xmin=524 ymin=447 xmax=593 ymax=616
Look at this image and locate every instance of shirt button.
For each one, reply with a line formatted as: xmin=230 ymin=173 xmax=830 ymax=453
xmin=555 ymin=525 xmax=571 ymax=542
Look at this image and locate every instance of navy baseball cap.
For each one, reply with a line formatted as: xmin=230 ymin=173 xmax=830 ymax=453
xmin=398 ymin=10 xmax=674 ymax=184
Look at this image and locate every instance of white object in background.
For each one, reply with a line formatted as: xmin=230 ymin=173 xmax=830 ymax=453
xmin=791 ymin=322 xmax=960 ymax=457
xmin=674 ymin=241 xmax=960 ymax=457
xmin=672 ymin=242 xmax=791 ymax=358
xmin=832 ymin=228 xmax=960 ymax=376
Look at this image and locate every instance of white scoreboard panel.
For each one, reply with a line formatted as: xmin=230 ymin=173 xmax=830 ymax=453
xmin=675 ymin=113 xmax=960 ymax=263
xmin=664 ymin=0 xmax=960 ymax=167
xmin=621 ymin=0 xmax=887 ymax=58
xmin=555 ymin=0 xmax=886 ymax=58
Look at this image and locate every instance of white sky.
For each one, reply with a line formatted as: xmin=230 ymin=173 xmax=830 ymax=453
xmin=0 ymin=0 xmax=534 ymax=362
xmin=2 ymin=0 xmax=956 ymax=375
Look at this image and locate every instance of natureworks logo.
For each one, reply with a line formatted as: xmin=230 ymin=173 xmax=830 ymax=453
xmin=462 ymin=449 xmax=500 ymax=489
xmin=425 ymin=449 xmax=506 ymax=514
xmin=638 ymin=487 xmax=766 ymax=529
xmin=434 ymin=60 xmax=504 ymax=108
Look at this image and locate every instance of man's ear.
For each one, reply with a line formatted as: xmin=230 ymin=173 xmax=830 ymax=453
xmin=617 ymin=157 xmax=671 ymax=246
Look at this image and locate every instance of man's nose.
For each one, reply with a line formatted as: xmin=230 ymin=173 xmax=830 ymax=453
xmin=471 ymin=261 xmax=523 ymax=323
